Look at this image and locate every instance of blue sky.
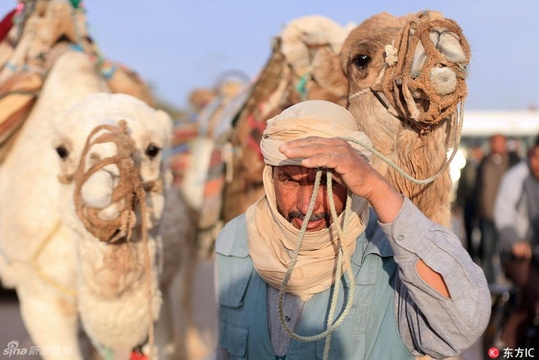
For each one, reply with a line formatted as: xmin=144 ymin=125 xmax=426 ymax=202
xmin=1 ymin=1 xmax=538 ymax=111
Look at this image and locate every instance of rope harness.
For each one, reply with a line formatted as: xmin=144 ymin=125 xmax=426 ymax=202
xmin=72 ymin=120 xmax=141 ymax=243
xmin=348 ymin=11 xmax=470 ymax=186
xmin=62 ymin=120 xmax=158 ymax=359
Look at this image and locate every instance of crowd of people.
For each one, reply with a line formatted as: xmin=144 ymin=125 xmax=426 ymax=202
xmin=455 ymin=132 xmax=539 ymax=348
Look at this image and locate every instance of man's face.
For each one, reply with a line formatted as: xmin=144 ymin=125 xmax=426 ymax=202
xmin=490 ymin=135 xmax=507 ymax=154
xmin=530 ymin=145 xmax=539 ymax=180
xmin=272 ymin=165 xmax=348 ymax=231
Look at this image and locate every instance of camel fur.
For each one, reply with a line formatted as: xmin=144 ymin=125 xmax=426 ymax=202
xmin=313 ymin=11 xmax=470 ymax=226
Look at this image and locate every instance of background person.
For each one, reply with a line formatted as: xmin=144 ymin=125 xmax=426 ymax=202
xmin=475 ymin=134 xmax=520 ymax=283
xmin=493 ymin=134 xmax=539 ymax=347
xmin=455 ymin=142 xmax=484 ymax=260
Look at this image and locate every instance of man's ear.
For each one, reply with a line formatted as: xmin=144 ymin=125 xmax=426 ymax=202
xmin=311 ymin=47 xmax=349 ymax=99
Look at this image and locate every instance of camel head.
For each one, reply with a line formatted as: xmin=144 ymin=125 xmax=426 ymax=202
xmin=314 ymin=10 xmax=470 ymax=135
xmin=313 ymin=11 xmax=470 ymax=226
xmin=52 ymin=93 xmax=172 ymax=355
xmin=54 ymin=93 xmax=172 ymax=243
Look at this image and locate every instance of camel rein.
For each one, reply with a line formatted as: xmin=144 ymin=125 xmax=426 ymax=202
xmin=278 ymin=169 xmax=356 ymax=360
xmin=342 ymin=101 xmax=464 ymax=186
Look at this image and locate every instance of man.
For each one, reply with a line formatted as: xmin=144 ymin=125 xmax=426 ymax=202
xmin=455 ymin=142 xmax=483 ymax=260
xmin=214 ymin=100 xmax=490 ymax=359
xmin=493 ymin=134 xmax=539 ymax=347
xmin=475 ymin=134 xmax=520 ymax=283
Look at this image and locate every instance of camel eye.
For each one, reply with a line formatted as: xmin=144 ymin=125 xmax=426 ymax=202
xmin=55 ymin=145 xmax=69 ymax=160
xmin=353 ymin=54 xmax=371 ymax=69
xmin=145 ymin=144 xmax=160 ymax=159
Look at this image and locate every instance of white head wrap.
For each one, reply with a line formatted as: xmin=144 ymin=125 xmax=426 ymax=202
xmin=260 ymin=99 xmax=372 ymax=166
xmin=247 ymin=100 xmax=372 ymax=301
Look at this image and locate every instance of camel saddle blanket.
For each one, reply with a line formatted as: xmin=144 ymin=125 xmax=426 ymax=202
xmin=0 ymin=72 xmax=42 ymax=162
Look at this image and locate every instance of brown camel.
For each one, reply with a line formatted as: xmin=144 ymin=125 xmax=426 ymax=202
xmin=313 ymin=10 xmax=470 ymax=227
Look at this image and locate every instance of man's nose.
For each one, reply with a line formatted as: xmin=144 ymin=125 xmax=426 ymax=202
xmin=297 ymin=184 xmax=321 ymax=215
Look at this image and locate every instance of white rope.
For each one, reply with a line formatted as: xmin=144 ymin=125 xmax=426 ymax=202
xmin=339 ymin=100 xmax=465 ymax=186
xmin=347 ymin=87 xmax=372 ymax=101
xmin=277 ymin=170 xmax=356 ymax=360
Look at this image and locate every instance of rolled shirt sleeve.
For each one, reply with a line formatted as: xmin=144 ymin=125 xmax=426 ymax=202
xmin=379 ymin=198 xmax=491 ymax=358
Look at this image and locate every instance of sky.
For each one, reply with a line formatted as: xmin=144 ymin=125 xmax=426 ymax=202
xmin=1 ymin=1 xmax=538 ymax=112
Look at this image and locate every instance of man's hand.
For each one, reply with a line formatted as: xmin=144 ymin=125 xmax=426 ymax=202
xmin=279 ymin=136 xmax=403 ymax=223
xmin=512 ymin=241 xmax=532 ymax=260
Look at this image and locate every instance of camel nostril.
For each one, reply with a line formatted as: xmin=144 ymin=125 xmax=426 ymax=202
xmin=437 ymin=32 xmax=467 ymax=63
xmin=80 ymin=168 xmax=118 ymax=208
xmin=430 ymin=67 xmax=457 ymax=96
xmin=97 ymin=202 xmax=123 ymax=221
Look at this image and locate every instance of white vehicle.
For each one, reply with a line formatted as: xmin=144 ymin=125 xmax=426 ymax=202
xmin=461 ymin=110 xmax=539 ymax=149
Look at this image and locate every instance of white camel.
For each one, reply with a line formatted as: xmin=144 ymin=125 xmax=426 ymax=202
xmin=0 ymin=50 xmax=187 ymax=360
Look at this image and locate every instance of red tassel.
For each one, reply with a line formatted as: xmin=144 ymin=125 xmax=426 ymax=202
xmin=130 ymin=350 xmax=148 ymax=360
xmin=0 ymin=9 xmax=17 ymax=43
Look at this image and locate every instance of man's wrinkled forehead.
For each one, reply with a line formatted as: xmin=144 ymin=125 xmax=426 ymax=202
xmin=273 ymin=165 xmax=329 ymax=181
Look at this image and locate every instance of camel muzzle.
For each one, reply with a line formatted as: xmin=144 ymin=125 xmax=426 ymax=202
xmin=72 ymin=120 xmax=145 ymax=243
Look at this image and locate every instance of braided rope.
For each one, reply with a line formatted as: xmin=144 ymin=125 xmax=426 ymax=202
xmin=277 ymin=169 xmax=356 ymax=360
xmin=381 ymin=14 xmax=470 ymax=133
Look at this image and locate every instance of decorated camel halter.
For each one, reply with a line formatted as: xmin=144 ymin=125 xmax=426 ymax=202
xmin=66 ymin=120 xmax=162 ymax=243
xmin=349 ymin=11 xmax=470 ymax=133
xmin=348 ymin=11 xmax=470 ymax=186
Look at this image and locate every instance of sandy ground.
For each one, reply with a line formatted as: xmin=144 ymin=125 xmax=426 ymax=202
xmin=0 ymin=259 xmax=218 ymax=360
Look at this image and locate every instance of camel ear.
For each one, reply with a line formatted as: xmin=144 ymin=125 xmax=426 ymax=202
xmin=311 ymin=47 xmax=348 ymax=98
xmin=155 ymin=109 xmax=173 ymax=144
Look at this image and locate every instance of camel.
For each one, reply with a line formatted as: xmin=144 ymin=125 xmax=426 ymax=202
xmin=174 ymin=15 xmax=354 ymax=257
xmin=220 ymin=15 xmax=355 ymax=226
xmin=0 ymin=2 xmax=195 ymax=359
xmin=0 ymin=49 xmax=189 ymax=360
xmin=312 ymin=10 xmax=470 ymax=226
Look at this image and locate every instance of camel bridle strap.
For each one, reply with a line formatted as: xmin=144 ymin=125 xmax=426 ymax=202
xmin=72 ymin=120 xmax=142 ymax=243
xmin=382 ymin=15 xmax=469 ymax=133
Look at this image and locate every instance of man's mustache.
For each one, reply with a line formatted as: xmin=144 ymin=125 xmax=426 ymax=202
xmin=287 ymin=211 xmax=330 ymax=223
